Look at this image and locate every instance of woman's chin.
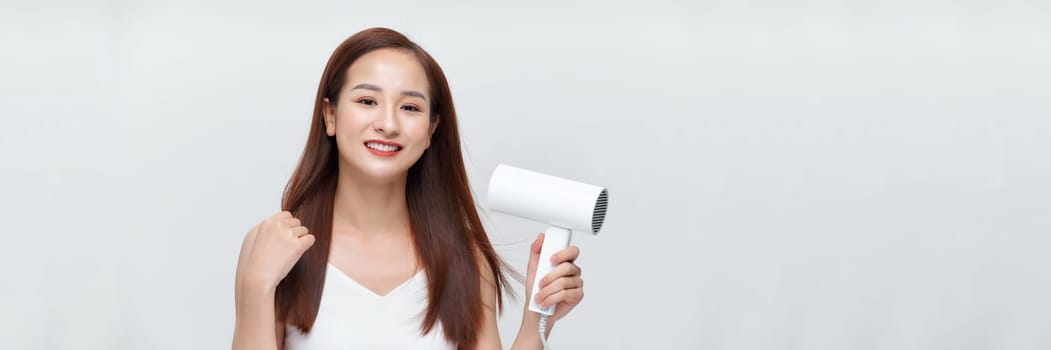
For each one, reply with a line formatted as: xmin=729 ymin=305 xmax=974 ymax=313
xmin=346 ymin=161 xmax=410 ymax=183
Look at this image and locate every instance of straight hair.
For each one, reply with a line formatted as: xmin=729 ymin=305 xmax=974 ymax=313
xmin=276 ymin=27 xmax=517 ymax=347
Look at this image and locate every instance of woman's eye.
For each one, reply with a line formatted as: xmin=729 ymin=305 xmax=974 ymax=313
xmin=358 ymin=98 xmax=377 ymax=106
xmin=401 ymin=105 xmax=421 ymax=112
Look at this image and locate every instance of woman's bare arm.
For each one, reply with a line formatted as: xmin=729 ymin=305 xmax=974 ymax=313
xmin=470 ymin=251 xmax=504 ymax=349
xmin=232 ymin=221 xmax=281 ymax=350
xmin=511 ymin=233 xmax=585 ymax=350
xmin=232 ymin=212 xmax=313 ymax=350
xmin=232 ymin=283 xmax=280 ymax=350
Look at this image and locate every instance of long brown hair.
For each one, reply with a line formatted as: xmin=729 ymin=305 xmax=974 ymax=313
xmin=276 ymin=28 xmax=516 ymax=347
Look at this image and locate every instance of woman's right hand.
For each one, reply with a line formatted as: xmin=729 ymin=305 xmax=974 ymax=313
xmin=235 ymin=211 xmax=316 ymax=296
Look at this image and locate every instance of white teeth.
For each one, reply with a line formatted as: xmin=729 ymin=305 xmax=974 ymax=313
xmin=366 ymin=142 xmax=400 ymax=152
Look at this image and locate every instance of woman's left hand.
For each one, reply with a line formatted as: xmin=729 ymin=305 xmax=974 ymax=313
xmin=525 ymin=232 xmax=584 ymax=323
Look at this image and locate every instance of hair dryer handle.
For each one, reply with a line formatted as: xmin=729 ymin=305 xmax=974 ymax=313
xmin=529 ymin=225 xmax=572 ymax=316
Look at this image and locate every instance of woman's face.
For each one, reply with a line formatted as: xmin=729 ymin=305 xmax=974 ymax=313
xmin=324 ymin=48 xmax=438 ymax=183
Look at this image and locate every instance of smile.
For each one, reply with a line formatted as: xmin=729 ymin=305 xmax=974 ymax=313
xmin=364 ymin=140 xmax=403 ymax=156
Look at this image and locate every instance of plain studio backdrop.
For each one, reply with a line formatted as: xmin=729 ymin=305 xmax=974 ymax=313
xmin=1 ymin=0 xmax=1049 ymax=349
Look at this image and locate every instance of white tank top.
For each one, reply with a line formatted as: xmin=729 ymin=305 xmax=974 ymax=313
xmin=283 ymin=263 xmax=455 ymax=350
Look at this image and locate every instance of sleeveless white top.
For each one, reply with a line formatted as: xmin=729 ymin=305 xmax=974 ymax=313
xmin=284 ymin=263 xmax=455 ymax=350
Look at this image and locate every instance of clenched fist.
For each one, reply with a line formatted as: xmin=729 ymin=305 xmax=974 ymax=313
xmin=235 ymin=211 xmax=316 ymax=297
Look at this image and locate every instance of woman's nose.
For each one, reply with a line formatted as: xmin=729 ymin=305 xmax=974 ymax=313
xmin=372 ymin=105 xmax=399 ymax=136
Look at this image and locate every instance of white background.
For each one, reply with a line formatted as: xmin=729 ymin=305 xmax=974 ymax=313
xmin=2 ymin=0 xmax=1049 ymax=349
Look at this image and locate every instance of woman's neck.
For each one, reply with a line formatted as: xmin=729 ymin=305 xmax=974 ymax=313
xmin=331 ymin=167 xmax=412 ymax=237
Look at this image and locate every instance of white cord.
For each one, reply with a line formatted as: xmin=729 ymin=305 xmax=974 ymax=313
xmin=539 ymin=314 xmax=551 ymax=350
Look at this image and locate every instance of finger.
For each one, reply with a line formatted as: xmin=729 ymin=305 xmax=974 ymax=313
xmin=531 ymin=233 xmax=545 ymax=255
xmin=534 ymin=276 xmax=583 ymax=305
xmin=550 ymin=245 xmax=580 ymax=264
xmin=540 ymin=284 xmax=585 ymax=308
xmin=276 ymin=210 xmax=293 ymax=219
xmin=297 ymin=234 xmax=316 ymax=252
xmin=290 ymin=226 xmax=309 ymax=238
xmin=520 ymin=233 xmax=540 ymax=297
xmin=527 ymin=232 xmax=545 ymax=276
xmin=539 ymin=262 xmax=581 ymax=287
xmin=538 ymin=285 xmax=584 ymax=308
xmin=284 ymin=217 xmax=302 ymax=228
xmin=564 ymin=287 xmax=585 ymax=306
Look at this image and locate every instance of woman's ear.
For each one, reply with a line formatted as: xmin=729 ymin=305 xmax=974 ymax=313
xmin=430 ymin=116 xmax=440 ymax=137
xmin=426 ymin=116 xmax=440 ymax=149
xmin=323 ymin=98 xmax=336 ymax=137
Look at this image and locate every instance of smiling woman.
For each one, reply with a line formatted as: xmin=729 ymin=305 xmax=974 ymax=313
xmin=323 ymin=48 xmax=438 ymax=179
xmin=231 ymin=28 xmax=586 ymax=350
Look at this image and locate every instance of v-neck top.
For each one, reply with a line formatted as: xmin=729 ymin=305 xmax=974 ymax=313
xmin=283 ymin=263 xmax=455 ymax=349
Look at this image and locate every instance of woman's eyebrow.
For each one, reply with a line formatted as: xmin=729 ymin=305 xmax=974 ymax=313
xmin=401 ymin=90 xmax=427 ymax=101
xmin=351 ymin=83 xmax=427 ymax=101
xmin=351 ymin=83 xmax=382 ymax=92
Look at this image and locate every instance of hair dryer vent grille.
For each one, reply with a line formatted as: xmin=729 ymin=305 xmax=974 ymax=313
xmin=591 ymin=189 xmax=608 ymax=234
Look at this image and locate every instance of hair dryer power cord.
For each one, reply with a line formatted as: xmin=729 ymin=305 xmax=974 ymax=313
xmin=539 ymin=314 xmax=551 ymax=350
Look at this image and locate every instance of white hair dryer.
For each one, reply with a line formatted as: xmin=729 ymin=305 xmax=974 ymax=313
xmin=487 ymin=164 xmax=609 ymax=316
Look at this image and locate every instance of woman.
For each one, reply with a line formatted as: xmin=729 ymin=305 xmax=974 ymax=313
xmin=232 ymin=28 xmax=585 ymax=349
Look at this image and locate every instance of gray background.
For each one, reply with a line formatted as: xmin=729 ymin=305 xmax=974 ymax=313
xmin=1 ymin=0 xmax=1049 ymax=349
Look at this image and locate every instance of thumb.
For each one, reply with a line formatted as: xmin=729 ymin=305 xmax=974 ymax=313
xmin=531 ymin=232 xmax=545 ymax=254
xmin=527 ymin=232 xmax=545 ymax=272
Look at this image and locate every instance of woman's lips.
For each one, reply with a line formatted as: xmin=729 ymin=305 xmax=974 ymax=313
xmin=364 ymin=141 xmax=402 ymax=157
xmin=366 ymin=146 xmax=399 ymax=156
